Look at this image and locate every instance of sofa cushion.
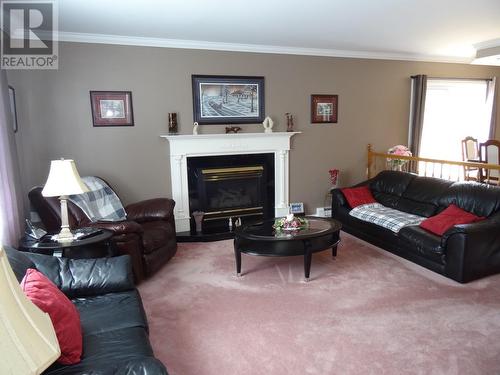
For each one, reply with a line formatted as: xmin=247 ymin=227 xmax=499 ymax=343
xmin=398 ymin=226 xmax=445 ymax=263
xmin=43 ymin=327 xmax=167 ymax=375
xmin=72 ymin=290 xmax=148 ymax=336
xmin=438 ymin=181 xmax=500 ymax=217
xmin=341 ymin=186 xmax=377 ymax=208
xmin=369 ymin=171 xmax=415 ymax=208
xmin=396 ymin=176 xmax=453 ymax=217
xmin=349 ymin=203 xmax=426 ymax=233
xmin=22 ymin=269 xmax=83 ymax=365
xmin=420 ymin=204 xmax=485 ymax=236
xmin=4 ymin=246 xmax=36 ymax=282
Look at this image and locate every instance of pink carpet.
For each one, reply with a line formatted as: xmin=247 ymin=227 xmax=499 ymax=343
xmin=138 ymin=232 xmax=500 ymax=375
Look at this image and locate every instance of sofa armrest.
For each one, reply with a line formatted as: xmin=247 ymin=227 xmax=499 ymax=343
xmin=26 ymin=253 xmax=135 ymax=297
xmin=87 ymin=220 xmax=143 ymax=235
xmin=125 ymin=198 xmax=175 ymax=223
xmin=442 ymin=212 xmax=500 ymax=283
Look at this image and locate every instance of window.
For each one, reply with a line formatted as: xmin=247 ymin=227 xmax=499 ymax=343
xmin=418 ymin=78 xmax=494 ymax=179
xmin=420 ymin=79 xmax=492 ymax=161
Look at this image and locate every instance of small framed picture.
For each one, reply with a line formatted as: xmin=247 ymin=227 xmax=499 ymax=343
xmin=90 ymin=91 xmax=134 ymax=127
xmin=311 ymin=94 xmax=338 ymax=123
xmin=289 ymin=202 xmax=304 ymax=214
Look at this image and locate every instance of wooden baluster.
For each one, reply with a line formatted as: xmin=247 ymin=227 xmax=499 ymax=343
xmin=367 ymin=144 xmax=373 ymax=179
xmin=439 ymin=163 xmax=443 ymax=179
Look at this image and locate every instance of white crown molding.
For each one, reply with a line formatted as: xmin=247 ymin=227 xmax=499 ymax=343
xmin=58 ymin=31 xmax=473 ymax=64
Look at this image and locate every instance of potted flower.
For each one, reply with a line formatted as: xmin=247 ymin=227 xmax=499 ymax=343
xmin=387 ymin=145 xmax=412 ymax=171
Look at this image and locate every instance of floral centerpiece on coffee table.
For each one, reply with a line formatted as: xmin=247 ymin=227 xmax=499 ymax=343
xmin=273 ymin=214 xmax=308 ymax=233
xmin=387 ymin=145 xmax=412 ymax=169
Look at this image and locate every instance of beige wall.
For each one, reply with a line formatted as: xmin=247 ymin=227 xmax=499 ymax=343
xmin=7 ymin=42 xmax=500 ymax=214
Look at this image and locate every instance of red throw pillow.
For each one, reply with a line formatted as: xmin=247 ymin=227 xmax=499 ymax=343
xmin=420 ymin=204 xmax=485 ymax=236
xmin=21 ymin=269 xmax=82 ymax=365
xmin=341 ymin=186 xmax=377 ymax=208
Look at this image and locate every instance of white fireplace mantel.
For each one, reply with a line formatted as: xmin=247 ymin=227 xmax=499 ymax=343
xmin=161 ymin=132 xmax=300 ymax=232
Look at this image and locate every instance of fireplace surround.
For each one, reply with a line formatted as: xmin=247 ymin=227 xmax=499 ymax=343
xmin=161 ymin=132 xmax=300 ymax=233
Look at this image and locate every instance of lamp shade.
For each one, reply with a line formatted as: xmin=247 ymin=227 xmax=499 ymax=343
xmin=0 ymin=246 xmax=60 ymax=374
xmin=41 ymin=159 xmax=89 ymax=197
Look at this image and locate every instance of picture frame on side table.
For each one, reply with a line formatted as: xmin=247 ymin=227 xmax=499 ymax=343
xmin=8 ymin=85 xmax=18 ymax=133
xmin=192 ymin=75 xmax=265 ymax=125
xmin=289 ymin=202 xmax=305 ymax=214
xmin=311 ymin=94 xmax=338 ymax=124
xmin=90 ymin=91 xmax=134 ymax=127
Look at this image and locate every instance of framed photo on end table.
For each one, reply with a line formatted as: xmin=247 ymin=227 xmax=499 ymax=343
xmin=192 ymin=75 xmax=265 ymax=125
xmin=90 ymin=91 xmax=134 ymax=127
xmin=311 ymin=94 xmax=338 ymax=124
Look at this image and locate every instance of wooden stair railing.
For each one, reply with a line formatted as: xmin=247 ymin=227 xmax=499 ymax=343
xmin=366 ymin=144 xmax=500 ymax=185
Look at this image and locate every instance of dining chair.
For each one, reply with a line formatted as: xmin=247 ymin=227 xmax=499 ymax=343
xmin=479 ymin=140 xmax=500 ymax=185
xmin=461 ymin=136 xmax=480 ymax=181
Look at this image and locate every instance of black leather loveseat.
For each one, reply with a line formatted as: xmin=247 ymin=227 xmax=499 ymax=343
xmin=5 ymin=247 xmax=168 ymax=375
xmin=332 ymin=170 xmax=500 ymax=283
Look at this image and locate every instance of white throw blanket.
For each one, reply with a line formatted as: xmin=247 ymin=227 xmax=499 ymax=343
xmin=349 ymin=203 xmax=426 ymax=233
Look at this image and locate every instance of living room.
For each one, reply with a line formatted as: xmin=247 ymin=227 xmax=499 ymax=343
xmin=1 ymin=1 xmax=500 ymax=374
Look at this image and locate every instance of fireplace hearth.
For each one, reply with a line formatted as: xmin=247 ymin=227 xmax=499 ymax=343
xmin=187 ymin=153 xmax=274 ymax=233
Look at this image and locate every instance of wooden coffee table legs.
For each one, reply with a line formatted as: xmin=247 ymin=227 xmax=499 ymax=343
xmin=234 ymin=246 xmax=242 ymax=277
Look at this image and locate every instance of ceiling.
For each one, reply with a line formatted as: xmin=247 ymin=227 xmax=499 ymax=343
xmin=58 ymin=0 xmax=500 ymax=64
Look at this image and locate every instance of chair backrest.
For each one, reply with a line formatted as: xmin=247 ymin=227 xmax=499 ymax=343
xmin=480 ymin=140 xmax=500 ymax=179
xmin=461 ymin=136 xmax=479 ymax=161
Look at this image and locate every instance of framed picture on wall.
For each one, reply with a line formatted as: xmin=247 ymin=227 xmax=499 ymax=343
xmin=192 ymin=75 xmax=265 ymax=125
xmin=311 ymin=94 xmax=338 ymax=124
xmin=90 ymin=91 xmax=134 ymax=127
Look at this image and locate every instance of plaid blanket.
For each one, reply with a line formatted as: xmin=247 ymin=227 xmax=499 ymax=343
xmin=349 ymin=203 xmax=425 ymax=233
xmin=68 ymin=176 xmax=127 ymax=222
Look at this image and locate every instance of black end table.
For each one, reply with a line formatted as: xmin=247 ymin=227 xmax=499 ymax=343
xmin=233 ymin=217 xmax=342 ymax=281
xmin=19 ymin=229 xmax=115 ymax=259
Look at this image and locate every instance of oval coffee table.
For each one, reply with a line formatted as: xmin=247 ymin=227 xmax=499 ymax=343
xmin=233 ymin=217 xmax=342 ymax=281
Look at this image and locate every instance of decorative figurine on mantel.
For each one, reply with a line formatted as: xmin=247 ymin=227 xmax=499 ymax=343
xmin=285 ymin=113 xmax=294 ymax=132
xmin=262 ymin=116 xmax=274 ymax=133
xmin=193 ymin=122 xmax=199 ymax=135
xmin=225 ymin=126 xmax=242 ymax=134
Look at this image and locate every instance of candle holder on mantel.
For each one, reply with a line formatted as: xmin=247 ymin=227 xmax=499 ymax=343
xmin=168 ymin=112 xmax=178 ymax=134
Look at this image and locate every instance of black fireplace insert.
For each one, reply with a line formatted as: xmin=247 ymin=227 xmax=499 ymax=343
xmin=187 ymin=153 xmax=275 ymax=233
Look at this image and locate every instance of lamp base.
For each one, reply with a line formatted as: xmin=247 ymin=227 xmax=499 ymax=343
xmin=53 ymin=227 xmax=74 ymax=243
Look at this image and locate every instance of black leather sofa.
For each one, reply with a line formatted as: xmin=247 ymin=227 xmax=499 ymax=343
xmin=331 ymin=170 xmax=500 ymax=283
xmin=5 ymin=247 xmax=168 ymax=375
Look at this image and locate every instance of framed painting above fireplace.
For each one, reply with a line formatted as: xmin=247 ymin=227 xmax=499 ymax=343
xmin=192 ymin=75 xmax=265 ymax=125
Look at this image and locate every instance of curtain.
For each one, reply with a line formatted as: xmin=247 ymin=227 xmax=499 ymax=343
xmin=408 ymin=74 xmax=427 ymax=157
xmin=0 ymin=70 xmax=23 ymax=246
xmin=487 ymin=77 xmax=497 ymax=139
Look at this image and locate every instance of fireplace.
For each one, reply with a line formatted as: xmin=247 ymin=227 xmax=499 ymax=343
xmin=187 ymin=153 xmax=274 ymax=232
xmin=161 ymin=132 xmax=300 ymax=234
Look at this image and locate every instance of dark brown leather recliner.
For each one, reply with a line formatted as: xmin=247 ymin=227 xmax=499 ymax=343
xmin=28 ymin=179 xmax=177 ymax=282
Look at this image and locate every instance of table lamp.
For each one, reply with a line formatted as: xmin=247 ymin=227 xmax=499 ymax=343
xmin=0 ymin=246 xmax=61 ymax=374
xmin=41 ymin=159 xmax=89 ymax=243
